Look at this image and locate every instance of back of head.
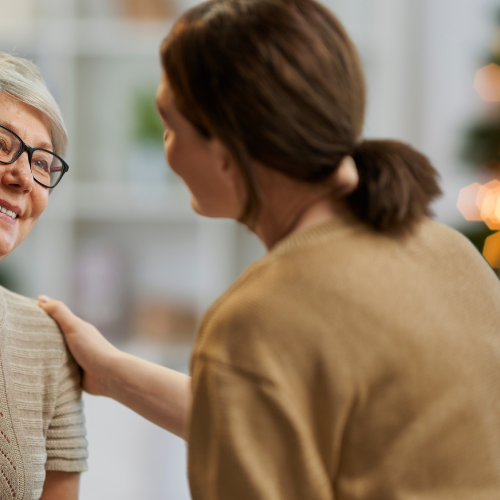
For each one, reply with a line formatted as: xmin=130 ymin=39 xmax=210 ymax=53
xmin=0 ymin=53 xmax=68 ymax=156
xmin=161 ymin=0 xmax=441 ymax=234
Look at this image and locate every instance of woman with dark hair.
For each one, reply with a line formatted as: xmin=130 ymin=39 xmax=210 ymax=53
xmin=39 ymin=0 xmax=500 ymax=498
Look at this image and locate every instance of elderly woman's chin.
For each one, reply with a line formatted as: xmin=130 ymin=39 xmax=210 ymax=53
xmin=0 ymin=92 xmax=50 ymax=260
xmin=0 ymin=219 xmax=37 ymax=261
xmin=0 ymin=231 xmax=22 ymax=261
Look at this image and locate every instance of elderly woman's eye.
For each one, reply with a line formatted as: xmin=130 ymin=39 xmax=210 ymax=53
xmin=0 ymin=140 xmax=12 ymax=160
xmin=33 ymin=159 xmax=50 ymax=173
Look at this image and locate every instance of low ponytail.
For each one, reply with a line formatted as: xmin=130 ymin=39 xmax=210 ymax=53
xmin=347 ymin=140 xmax=442 ymax=234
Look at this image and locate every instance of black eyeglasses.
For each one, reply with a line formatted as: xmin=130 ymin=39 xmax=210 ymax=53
xmin=0 ymin=123 xmax=69 ymax=188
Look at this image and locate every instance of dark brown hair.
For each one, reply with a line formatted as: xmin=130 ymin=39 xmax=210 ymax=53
xmin=161 ymin=0 xmax=441 ymax=233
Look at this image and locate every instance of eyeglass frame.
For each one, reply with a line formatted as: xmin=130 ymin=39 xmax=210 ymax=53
xmin=0 ymin=123 xmax=69 ymax=189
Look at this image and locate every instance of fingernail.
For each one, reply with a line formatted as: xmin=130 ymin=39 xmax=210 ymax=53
xmin=38 ymin=295 xmax=51 ymax=304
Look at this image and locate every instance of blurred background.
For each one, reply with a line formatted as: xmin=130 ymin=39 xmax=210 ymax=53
xmin=0 ymin=0 xmax=499 ymax=497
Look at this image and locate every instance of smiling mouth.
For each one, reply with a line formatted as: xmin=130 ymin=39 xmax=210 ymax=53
xmin=0 ymin=205 xmax=18 ymax=219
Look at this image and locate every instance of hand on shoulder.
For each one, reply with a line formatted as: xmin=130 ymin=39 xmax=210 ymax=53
xmin=38 ymin=296 xmax=122 ymax=397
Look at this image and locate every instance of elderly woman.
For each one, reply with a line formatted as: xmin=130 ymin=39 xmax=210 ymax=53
xmin=0 ymin=53 xmax=87 ymax=500
xmin=40 ymin=0 xmax=500 ymax=498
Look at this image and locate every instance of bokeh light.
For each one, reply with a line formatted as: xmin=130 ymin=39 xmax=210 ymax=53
xmin=479 ymin=179 xmax=500 ymax=230
xmin=474 ymin=63 xmax=500 ymax=102
xmin=458 ymin=180 xmax=500 ymax=266
xmin=457 ymin=182 xmax=484 ymax=220
xmin=483 ymin=231 xmax=500 ymax=268
xmin=457 ymin=180 xmax=500 ymax=229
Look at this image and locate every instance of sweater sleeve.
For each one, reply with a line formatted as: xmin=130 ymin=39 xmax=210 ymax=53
xmin=188 ymin=358 xmax=333 ymax=500
xmin=45 ymin=347 xmax=88 ymax=472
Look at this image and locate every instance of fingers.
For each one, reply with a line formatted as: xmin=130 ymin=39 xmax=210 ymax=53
xmin=38 ymin=296 xmax=83 ymax=335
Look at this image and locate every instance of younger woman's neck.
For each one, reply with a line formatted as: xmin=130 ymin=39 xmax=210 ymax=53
xmin=291 ymin=196 xmax=341 ymax=236
xmin=251 ymin=194 xmax=341 ymax=250
xmin=244 ymin=159 xmax=358 ymax=250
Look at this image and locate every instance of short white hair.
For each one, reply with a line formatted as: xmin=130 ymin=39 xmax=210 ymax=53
xmin=0 ymin=52 xmax=68 ymax=156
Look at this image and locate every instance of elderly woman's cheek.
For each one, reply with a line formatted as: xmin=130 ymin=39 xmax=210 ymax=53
xmin=33 ymin=187 xmax=49 ymax=218
xmin=0 ymin=231 xmax=17 ymax=260
xmin=22 ymin=190 xmax=50 ymax=244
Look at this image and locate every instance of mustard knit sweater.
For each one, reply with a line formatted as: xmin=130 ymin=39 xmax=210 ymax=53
xmin=0 ymin=286 xmax=87 ymax=500
xmin=189 ymin=216 xmax=500 ymax=500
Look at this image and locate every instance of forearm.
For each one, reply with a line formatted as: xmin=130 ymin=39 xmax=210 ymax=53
xmin=40 ymin=472 xmax=80 ymax=500
xmin=103 ymin=351 xmax=192 ymax=439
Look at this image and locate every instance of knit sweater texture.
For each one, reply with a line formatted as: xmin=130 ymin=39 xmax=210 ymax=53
xmin=188 ymin=216 xmax=500 ymax=500
xmin=0 ymin=286 xmax=87 ymax=500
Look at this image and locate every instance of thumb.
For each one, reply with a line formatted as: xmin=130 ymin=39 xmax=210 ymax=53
xmin=38 ymin=295 xmax=83 ymax=335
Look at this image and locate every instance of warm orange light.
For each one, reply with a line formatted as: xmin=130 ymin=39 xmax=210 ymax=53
xmin=474 ymin=63 xmax=500 ymax=102
xmin=457 ymin=179 xmax=500 ymax=229
xmin=480 ymin=180 xmax=500 ymax=230
xmin=483 ymin=232 xmax=500 ymax=268
xmin=459 ymin=180 xmax=500 ymax=267
xmin=457 ymin=183 xmax=484 ymax=220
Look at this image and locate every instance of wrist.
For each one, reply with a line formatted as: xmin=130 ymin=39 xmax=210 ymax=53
xmin=97 ymin=348 xmax=129 ymax=398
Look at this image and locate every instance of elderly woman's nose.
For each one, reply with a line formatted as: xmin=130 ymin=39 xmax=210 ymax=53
xmin=2 ymin=154 xmax=34 ymax=191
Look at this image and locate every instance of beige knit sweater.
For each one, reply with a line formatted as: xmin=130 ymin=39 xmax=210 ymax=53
xmin=0 ymin=286 xmax=87 ymax=500
xmin=189 ymin=216 xmax=500 ymax=500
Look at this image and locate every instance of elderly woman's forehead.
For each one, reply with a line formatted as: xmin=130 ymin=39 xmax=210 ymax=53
xmin=0 ymin=54 xmax=67 ymax=156
xmin=0 ymin=94 xmax=52 ymax=143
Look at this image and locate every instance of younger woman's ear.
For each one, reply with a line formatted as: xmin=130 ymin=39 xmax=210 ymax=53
xmin=209 ymin=139 xmax=248 ymax=216
xmin=332 ymin=156 xmax=359 ymax=196
xmin=211 ymin=139 xmax=243 ymax=186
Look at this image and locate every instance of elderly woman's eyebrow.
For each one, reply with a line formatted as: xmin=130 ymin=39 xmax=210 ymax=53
xmin=0 ymin=120 xmax=18 ymax=134
xmin=37 ymin=142 xmax=54 ymax=152
xmin=0 ymin=120 xmax=53 ymax=151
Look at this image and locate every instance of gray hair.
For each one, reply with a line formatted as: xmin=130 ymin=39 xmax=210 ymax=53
xmin=0 ymin=52 xmax=68 ymax=156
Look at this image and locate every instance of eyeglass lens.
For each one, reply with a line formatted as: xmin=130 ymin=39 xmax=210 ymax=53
xmin=0 ymin=126 xmax=64 ymax=188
